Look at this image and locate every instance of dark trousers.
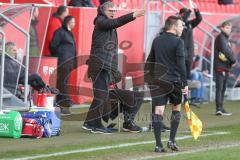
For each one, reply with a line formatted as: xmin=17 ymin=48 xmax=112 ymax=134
xmin=56 ymin=62 xmax=75 ymax=108
xmin=85 ymin=69 xmax=110 ymax=127
xmin=215 ymin=71 xmax=229 ymax=111
xmin=122 ymin=98 xmax=143 ymax=123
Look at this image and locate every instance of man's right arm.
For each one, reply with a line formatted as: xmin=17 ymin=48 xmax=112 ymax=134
xmin=145 ymin=39 xmax=156 ymax=73
xmin=176 ymin=39 xmax=187 ymax=87
xmin=50 ymin=29 xmax=63 ymax=56
xmin=96 ymin=10 xmax=144 ymax=30
xmin=219 ymin=35 xmax=236 ymax=65
xmin=144 ymin=39 xmax=156 ymax=82
xmin=189 ymin=8 xmax=202 ymax=29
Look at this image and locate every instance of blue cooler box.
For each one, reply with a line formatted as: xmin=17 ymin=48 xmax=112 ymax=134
xmin=21 ymin=107 xmax=61 ymax=137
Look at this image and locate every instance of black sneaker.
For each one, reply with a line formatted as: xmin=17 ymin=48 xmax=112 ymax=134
xmin=167 ymin=140 xmax=179 ymax=151
xmin=82 ymin=123 xmax=95 ymax=131
xmin=216 ymin=109 xmax=232 ymax=116
xmin=60 ymin=108 xmax=71 ymax=115
xmin=123 ymin=122 xmax=142 ymax=133
xmin=91 ymin=126 xmax=113 ymax=134
xmin=155 ymin=146 xmax=167 ymax=153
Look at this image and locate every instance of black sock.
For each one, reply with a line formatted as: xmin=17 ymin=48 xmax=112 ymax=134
xmin=170 ymin=111 xmax=181 ymax=142
xmin=152 ymin=114 xmax=163 ymax=147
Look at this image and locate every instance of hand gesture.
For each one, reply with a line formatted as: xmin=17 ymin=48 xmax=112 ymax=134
xmin=133 ymin=10 xmax=145 ymax=18
xmin=182 ymin=86 xmax=189 ymax=96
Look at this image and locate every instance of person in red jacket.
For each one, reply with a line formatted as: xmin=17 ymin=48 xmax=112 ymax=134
xmin=43 ymin=6 xmax=69 ymax=56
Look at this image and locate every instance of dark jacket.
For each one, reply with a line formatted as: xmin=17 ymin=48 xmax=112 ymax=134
xmin=146 ymin=32 xmax=187 ymax=86
xmin=214 ymin=31 xmax=236 ymax=72
xmin=181 ymin=9 xmax=202 ymax=60
xmin=50 ymin=26 xmax=77 ymax=66
xmin=68 ymin=0 xmax=94 ymax=7
xmin=88 ymin=4 xmax=135 ymax=83
xmin=0 ymin=55 xmax=25 ymax=93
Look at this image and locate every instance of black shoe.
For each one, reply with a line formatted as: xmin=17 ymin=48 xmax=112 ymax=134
xmin=167 ymin=140 xmax=179 ymax=151
xmin=216 ymin=109 xmax=232 ymax=116
xmin=60 ymin=108 xmax=71 ymax=115
xmin=91 ymin=126 xmax=113 ymax=134
xmin=82 ymin=123 xmax=95 ymax=131
xmin=123 ymin=122 xmax=142 ymax=133
xmin=155 ymin=146 xmax=167 ymax=153
xmin=106 ymin=123 xmax=118 ymax=132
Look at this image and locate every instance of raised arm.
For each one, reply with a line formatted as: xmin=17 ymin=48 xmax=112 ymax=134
xmin=189 ymin=8 xmax=202 ymax=29
xmin=96 ymin=10 xmax=145 ymax=30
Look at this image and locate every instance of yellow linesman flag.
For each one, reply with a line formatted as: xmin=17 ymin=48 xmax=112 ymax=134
xmin=184 ymin=100 xmax=203 ymax=140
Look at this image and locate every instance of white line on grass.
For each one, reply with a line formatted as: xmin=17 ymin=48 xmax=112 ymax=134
xmin=130 ymin=143 xmax=240 ymax=160
xmin=1 ymin=131 xmax=230 ymax=160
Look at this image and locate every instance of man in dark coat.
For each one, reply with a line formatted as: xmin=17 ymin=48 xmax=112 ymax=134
xmin=179 ymin=7 xmax=202 ymax=79
xmin=82 ymin=1 xmax=145 ymax=134
xmin=50 ymin=16 xmax=77 ymax=115
xmin=214 ymin=21 xmax=236 ymax=116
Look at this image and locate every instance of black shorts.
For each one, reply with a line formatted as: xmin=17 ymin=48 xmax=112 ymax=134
xmin=152 ymin=81 xmax=182 ymax=107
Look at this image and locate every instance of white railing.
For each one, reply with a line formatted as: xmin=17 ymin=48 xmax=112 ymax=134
xmin=0 ymin=31 xmax=6 ymax=111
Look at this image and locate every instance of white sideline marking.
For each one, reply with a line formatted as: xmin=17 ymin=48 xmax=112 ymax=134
xmin=1 ymin=131 xmax=230 ymax=160
xmin=131 ymin=143 xmax=240 ymax=160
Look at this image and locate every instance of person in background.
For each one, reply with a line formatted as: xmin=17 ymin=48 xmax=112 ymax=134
xmin=43 ymin=6 xmax=69 ymax=56
xmin=190 ymin=55 xmax=207 ymax=103
xmin=5 ymin=41 xmax=23 ymax=62
xmin=179 ymin=5 xmax=202 ymax=80
xmin=29 ymin=7 xmax=40 ymax=57
xmin=214 ymin=21 xmax=236 ymax=116
xmin=50 ymin=16 xmax=77 ymax=115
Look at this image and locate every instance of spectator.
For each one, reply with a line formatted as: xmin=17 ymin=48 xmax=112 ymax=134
xmin=50 ymin=16 xmax=77 ymax=115
xmin=190 ymin=55 xmax=207 ymax=103
xmin=1 ymin=43 xmax=50 ymax=95
xmin=68 ymin=0 xmax=94 ymax=7
xmin=6 ymin=42 xmax=17 ymax=58
xmin=82 ymin=1 xmax=145 ymax=134
xmin=1 ymin=43 xmax=24 ymax=93
xmin=214 ymin=21 xmax=236 ymax=116
xmin=43 ymin=6 xmax=69 ymax=56
xmin=179 ymin=5 xmax=202 ymax=79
